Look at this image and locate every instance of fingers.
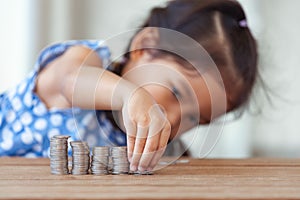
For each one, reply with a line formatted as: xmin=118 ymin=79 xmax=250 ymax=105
xmin=130 ymin=125 xmax=148 ymax=171
xmin=123 ymin=111 xmax=136 ymax=163
xmin=127 ymin=135 xmax=135 ymax=163
xmin=137 ymin=122 xmax=161 ymax=171
xmin=148 ymin=122 xmax=171 ymax=170
xmin=124 ymin=101 xmax=171 ymax=172
xmin=137 ymin=121 xmax=171 ymax=172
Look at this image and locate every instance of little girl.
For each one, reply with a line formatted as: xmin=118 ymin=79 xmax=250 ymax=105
xmin=0 ymin=0 xmax=257 ymax=172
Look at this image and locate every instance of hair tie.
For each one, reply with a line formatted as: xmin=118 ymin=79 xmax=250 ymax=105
xmin=239 ymin=19 xmax=247 ymax=28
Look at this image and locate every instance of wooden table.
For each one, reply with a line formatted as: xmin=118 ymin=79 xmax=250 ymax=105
xmin=0 ymin=157 xmax=300 ymax=199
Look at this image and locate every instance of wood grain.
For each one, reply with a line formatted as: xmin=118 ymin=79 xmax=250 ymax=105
xmin=0 ymin=157 xmax=300 ymax=200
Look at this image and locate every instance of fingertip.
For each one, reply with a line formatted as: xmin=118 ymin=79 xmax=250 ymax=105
xmin=149 ymin=162 xmax=156 ymax=170
xmin=130 ymin=165 xmax=138 ymax=171
xmin=147 ymin=167 xmax=153 ymax=172
xmin=138 ymin=166 xmax=146 ymax=172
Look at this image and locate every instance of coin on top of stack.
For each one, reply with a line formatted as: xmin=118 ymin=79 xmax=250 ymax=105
xmin=111 ymin=146 xmax=129 ymax=174
xmin=91 ymin=146 xmax=110 ymax=175
xmin=70 ymin=141 xmax=90 ymax=175
xmin=50 ymin=135 xmax=70 ymax=175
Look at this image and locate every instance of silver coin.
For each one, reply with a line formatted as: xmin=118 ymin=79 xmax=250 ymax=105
xmin=90 ymin=146 xmax=112 ymax=175
xmin=110 ymin=146 xmax=129 ymax=175
xmin=49 ymin=135 xmax=70 ymax=175
xmin=129 ymin=171 xmax=154 ymax=175
xmin=70 ymin=141 xmax=90 ymax=175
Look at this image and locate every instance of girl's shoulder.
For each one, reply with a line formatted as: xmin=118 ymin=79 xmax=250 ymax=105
xmin=36 ymin=40 xmax=111 ymax=72
xmin=34 ymin=40 xmax=110 ymax=110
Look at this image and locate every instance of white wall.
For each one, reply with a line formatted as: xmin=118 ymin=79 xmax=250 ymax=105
xmin=252 ymin=0 xmax=300 ymax=157
xmin=0 ymin=1 xmax=32 ymax=92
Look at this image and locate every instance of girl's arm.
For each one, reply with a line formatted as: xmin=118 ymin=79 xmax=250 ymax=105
xmin=36 ymin=46 xmax=171 ymax=172
xmin=37 ymin=45 xmax=135 ymax=110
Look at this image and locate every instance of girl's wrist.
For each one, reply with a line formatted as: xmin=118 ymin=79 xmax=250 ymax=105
xmin=113 ymin=78 xmax=139 ymax=110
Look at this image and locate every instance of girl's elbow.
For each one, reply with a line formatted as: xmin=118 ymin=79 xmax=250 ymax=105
xmin=60 ymin=73 xmax=76 ymax=105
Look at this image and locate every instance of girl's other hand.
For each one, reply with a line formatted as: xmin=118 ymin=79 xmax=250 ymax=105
xmin=122 ymin=87 xmax=171 ymax=172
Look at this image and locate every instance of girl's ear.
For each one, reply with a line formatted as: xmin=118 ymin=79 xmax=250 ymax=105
xmin=129 ymin=27 xmax=159 ymax=61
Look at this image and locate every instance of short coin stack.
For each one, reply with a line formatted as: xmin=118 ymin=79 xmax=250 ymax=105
xmin=111 ymin=146 xmax=130 ymax=174
xmin=91 ymin=146 xmax=110 ymax=175
xmin=70 ymin=141 xmax=90 ymax=175
xmin=50 ymin=135 xmax=70 ymax=175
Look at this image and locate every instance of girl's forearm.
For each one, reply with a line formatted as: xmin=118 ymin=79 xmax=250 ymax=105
xmin=62 ymin=66 xmax=137 ymax=110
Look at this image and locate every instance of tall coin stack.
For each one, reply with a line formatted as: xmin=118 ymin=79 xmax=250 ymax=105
xmin=70 ymin=141 xmax=90 ymax=175
xmin=50 ymin=135 xmax=70 ymax=175
xmin=91 ymin=146 xmax=110 ymax=175
xmin=111 ymin=146 xmax=130 ymax=174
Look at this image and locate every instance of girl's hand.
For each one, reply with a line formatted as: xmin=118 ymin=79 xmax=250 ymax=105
xmin=122 ymin=87 xmax=171 ymax=172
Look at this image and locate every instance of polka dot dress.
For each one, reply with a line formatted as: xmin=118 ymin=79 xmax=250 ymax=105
xmin=0 ymin=40 xmax=126 ymax=157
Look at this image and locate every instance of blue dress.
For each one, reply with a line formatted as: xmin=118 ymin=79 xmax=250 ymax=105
xmin=0 ymin=40 xmax=126 ymax=157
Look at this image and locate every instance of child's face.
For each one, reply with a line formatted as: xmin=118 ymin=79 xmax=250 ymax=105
xmin=121 ymin=56 xmax=228 ymax=139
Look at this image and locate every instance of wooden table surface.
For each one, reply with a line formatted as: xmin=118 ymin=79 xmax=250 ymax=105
xmin=0 ymin=157 xmax=300 ymax=200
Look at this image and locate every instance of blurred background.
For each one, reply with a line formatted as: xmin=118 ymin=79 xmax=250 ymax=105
xmin=1 ymin=0 xmax=299 ymax=158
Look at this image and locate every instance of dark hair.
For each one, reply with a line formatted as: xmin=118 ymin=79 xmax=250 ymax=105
xmin=114 ymin=0 xmax=258 ymax=114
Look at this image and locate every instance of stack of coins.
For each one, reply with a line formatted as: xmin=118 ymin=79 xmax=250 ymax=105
xmin=70 ymin=141 xmax=90 ymax=175
xmin=50 ymin=135 xmax=70 ymax=175
xmin=91 ymin=146 xmax=110 ymax=175
xmin=108 ymin=156 xmax=113 ymax=173
xmin=110 ymin=146 xmax=130 ymax=174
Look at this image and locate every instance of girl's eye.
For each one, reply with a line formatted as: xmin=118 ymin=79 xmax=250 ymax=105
xmin=172 ymin=87 xmax=181 ymax=98
xmin=189 ymin=115 xmax=198 ymax=125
